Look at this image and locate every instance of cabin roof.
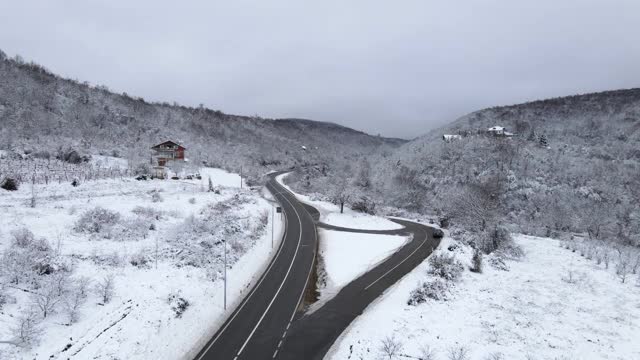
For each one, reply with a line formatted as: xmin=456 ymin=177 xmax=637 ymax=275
xmin=151 ymin=140 xmax=186 ymax=150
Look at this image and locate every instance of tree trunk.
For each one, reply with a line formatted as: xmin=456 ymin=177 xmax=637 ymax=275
xmin=340 ymin=202 xmax=344 ymax=213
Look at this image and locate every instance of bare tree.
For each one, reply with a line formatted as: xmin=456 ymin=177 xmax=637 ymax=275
xmin=447 ymin=178 xmax=504 ymax=231
xmin=485 ymin=353 xmax=505 ymax=360
xmin=63 ymin=282 xmax=87 ymax=323
xmin=10 ymin=308 xmax=42 ymax=347
xmin=74 ymin=276 xmax=92 ymax=298
xmin=602 ymin=248 xmax=612 ymax=269
xmin=420 ymin=344 xmax=437 ymax=360
xmin=96 ymin=274 xmax=115 ymax=304
xmin=331 ymin=177 xmax=352 ymax=214
xmin=379 ymin=335 xmax=404 ymax=360
xmin=616 ymin=248 xmax=632 ymax=283
xmin=32 ymin=280 xmax=61 ymax=318
xmin=447 ymin=346 xmax=470 ymax=360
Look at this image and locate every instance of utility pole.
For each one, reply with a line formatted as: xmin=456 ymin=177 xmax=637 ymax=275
xmin=155 ymin=237 xmax=158 ymax=270
xmin=240 ymin=166 xmax=243 ymax=189
xmin=223 ymin=239 xmax=227 ymax=310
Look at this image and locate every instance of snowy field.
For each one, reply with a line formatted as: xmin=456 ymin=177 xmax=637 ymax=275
xmin=0 ymin=166 xmax=282 ymax=359
xmin=328 ymin=235 xmax=640 ymax=360
xmin=317 ymin=229 xmax=407 ymax=302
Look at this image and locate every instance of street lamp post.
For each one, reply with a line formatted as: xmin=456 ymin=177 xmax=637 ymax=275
xmin=223 ymin=238 xmax=227 ymax=310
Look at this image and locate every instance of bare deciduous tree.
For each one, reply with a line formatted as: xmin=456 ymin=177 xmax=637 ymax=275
xmin=32 ymin=280 xmax=61 ymax=318
xmin=379 ymin=335 xmax=403 ymax=360
xmin=447 ymin=346 xmax=470 ymax=360
xmin=96 ymin=274 xmax=115 ymax=304
xmin=615 ymin=248 xmax=632 ymax=283
xmin=10 ymin=308 xmax=42 ymax=347
xmin=420 ymin=344 xmax=437 ymax=360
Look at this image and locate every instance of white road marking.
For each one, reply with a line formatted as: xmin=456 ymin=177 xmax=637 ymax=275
xmin=234 ymin=185 xmax=305 ymax=358
xmin=364 ymin=230 xmax=427 ymax=291
xmin=196 ymin=181 xmax=289 ymax=360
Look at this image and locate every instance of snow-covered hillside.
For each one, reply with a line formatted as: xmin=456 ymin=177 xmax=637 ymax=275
xmin=328 ymin=235 xmax=640 ymax=360
xmin=0 ymin=167 xmax=283 ymax=359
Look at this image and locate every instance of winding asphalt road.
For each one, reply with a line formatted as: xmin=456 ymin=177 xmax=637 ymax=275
xmin=194 ymin=172 xmax=440 ymax=360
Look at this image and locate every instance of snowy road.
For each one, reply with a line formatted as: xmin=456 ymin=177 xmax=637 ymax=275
xmin=194 ymin=172 xmax=318 ymax=360
xmin=194 ymin=172 xmax=440 ymax=360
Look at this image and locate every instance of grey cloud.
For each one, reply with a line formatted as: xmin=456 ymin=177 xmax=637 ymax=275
xmin=1 ymin=0 xmax=639 ymax=138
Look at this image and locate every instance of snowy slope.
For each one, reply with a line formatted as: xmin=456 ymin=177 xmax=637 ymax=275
xmin=0 ymin=168 xmax=283 ymax=360
xmin=327 ymin=235 xmax=640 ymax=360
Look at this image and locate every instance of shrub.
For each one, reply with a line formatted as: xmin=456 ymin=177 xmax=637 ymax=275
xmin=151 ymin=192 xmax=163 ymax=203
xmin=167 ymin=292 xmax=190 ymax=318
xmin=448 ymin=346 xmax=470 ymax=360
xmin=487 ymin=253 xmax=510 ymax=271
xmin=56 ymin=147 xmax=90 ymax=164
xmin=351 ymin=196 xmax=376 ymax=215
xmin=71 ymin=178 xmax=80 ymax=187
xmin=1 ymin=177 xmax=19 ymax=191
xmin=133 ymin=162 xmax=151 ymax=176
xmin=408 ymin=278 xmax=449 ymax=305
xmin=188 ymin=197 xmax=196 ymax=204
xmin=129 ymin=252 xmax=151 ymax=268
xmin=74 ymin=207 xmax=121 ymax=234
xmin=470 ymin=249 xmax=483 ymax=273
xmin=11 ymin=228 xmax=36 ymax=248
xmin=428 ymin=253 xmax=464 ymax=281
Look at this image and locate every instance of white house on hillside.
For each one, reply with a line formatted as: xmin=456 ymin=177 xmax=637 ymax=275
xmin=487 ymin=126 xmax=514 ymax=137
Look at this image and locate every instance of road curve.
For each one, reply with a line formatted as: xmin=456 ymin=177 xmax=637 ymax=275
xmin=194 ymin=173 xmax=440 ymax=360
xmin=194 ymin=171 xmax=318 ymax=360
xmin=277 ymin=218 xmax=440 ymax=360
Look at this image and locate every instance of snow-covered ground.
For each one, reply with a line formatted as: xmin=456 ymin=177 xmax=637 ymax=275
xmin=318 ymin=229 xmax=407 ymax=302
xmin=323 ymin=212 xmax=403 ymax=230
xmin=275 ymin=173 xmax=409 ymax=304
xmin=276 ymin=173 xmax=401 ymax=231
xmin=0 ymin=166 xmax=282 ymax=359
xmin=328 ymin=235 xmax=640 ymax=360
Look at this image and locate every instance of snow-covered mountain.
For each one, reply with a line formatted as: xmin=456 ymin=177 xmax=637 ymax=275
xmin=0 ymin=50 xmax=405 ymax=181
xmin=372 ymin=88 xmax=640 ymax=242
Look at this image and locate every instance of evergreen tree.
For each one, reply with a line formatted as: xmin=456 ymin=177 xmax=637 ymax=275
xmin=538 ymin=134 xmax=548 ymax=148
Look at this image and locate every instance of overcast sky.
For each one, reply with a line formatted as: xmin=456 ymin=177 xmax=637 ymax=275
xmin=1 ymin=1 xmax=639 ymax=138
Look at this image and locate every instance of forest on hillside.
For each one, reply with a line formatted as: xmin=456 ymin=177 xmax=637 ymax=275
xmin=0 ymin=49 xmax=403 ymax=184
xmin=288 ymin=89 xmax=640 ymax=250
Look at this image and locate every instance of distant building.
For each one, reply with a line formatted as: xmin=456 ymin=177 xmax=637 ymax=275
xmin=151 ymin=141 xmax=186 ymax=178
xmin=442 ymin=134 xmax=462 ymax=142
xmin=487 ymin=126 xmax=514 ymax=137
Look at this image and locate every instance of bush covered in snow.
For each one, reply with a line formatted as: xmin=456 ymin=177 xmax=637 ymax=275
xmin=74 ymin=207 xmax=121 ymax=234
xmin=168 ymin=194 xmax=266 ymax=270
xmin=167 ymin=292 xmax=190 ymax=318
xmin=2 ymin=228 xmax=70 ymax=285
xmin=74 ymin=207 xmax=150 ymax=240
xmin=408 ymin=278 xmax=450 ymax=305
xmin=428 ymin=253 xmax=464 ymax=282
